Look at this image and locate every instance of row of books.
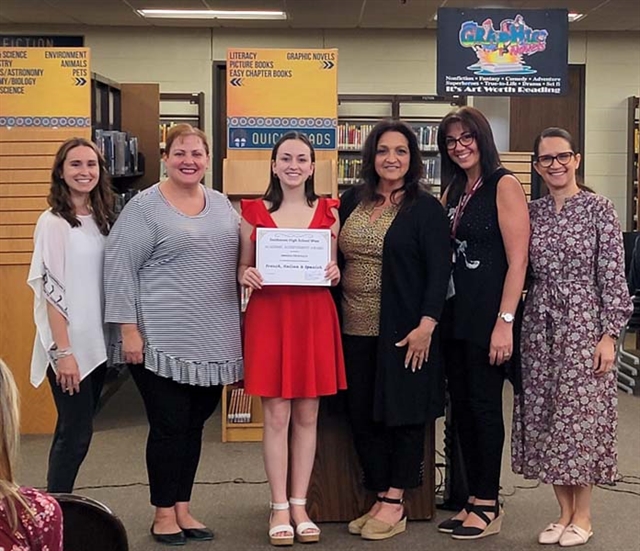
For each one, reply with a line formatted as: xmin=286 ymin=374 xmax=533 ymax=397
xmin=94 ymin=130 xmax=140 ymax=177
xmin=227 ymin=387 xmax=253 ymax=424
xmin=337 ymin=122 xmax=440 ymax=151
xmin=337 ymin=157 xmax=440 ymax=186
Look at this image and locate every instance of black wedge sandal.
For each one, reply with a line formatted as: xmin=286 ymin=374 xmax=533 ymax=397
xmin=437 ymin=501 xmax=474 ymax=534
xmin=450 ymin=502 xmax=503 ymax=540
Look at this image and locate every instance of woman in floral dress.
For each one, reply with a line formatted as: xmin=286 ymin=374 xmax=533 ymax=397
xmin=512 ymin=127 xmax=632 ymax=547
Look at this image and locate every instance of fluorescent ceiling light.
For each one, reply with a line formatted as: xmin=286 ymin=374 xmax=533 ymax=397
xmin=432 ymin=12 xmax=585 ymax=23
xmin=137 ymin=9 xmax=287 ymax=20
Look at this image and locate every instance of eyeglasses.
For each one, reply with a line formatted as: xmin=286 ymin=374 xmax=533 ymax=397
xmin=445 ymin=133 xmax=475 ymax=150
xmin=535 ymin=152 xmax=575 ymax=168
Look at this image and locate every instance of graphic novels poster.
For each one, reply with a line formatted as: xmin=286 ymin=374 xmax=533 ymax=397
xmin=0 ymin=47 xmax=90 ymax=128
xmin=226 ymin=48 xmax=338 ymax=162
xmin=437 ymin=8 xmax=568 ymax=96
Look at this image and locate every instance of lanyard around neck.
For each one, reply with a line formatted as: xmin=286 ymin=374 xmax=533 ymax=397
xmin=451 ymin=177 xmax=483 ymax=238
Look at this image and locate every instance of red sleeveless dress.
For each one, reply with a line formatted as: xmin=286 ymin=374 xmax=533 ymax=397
xmin=241 ymin=198 xmax=347 ymax=399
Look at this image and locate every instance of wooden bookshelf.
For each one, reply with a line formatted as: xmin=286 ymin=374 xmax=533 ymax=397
xmin=221 ymin=384 xmax=263 ymax=442
xmin=500 ymin=151 xmax=534 ymax=200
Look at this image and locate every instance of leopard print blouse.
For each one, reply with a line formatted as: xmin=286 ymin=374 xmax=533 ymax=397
xmin=338 ymin=202 xmax=399 ymax=336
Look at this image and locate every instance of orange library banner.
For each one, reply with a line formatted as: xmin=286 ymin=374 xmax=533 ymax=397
xmin=0 ymin=47 xmax=90 ymax=128
xmin=226 ymin=48 xmax=338 ymax=159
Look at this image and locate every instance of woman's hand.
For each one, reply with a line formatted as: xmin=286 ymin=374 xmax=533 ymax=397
xmin=594 ymin=334 xmax=617 ymax=376
xmin=56 ymin=355 xmax=81 ymax=395
xmin=325 ymin=260 xmax=340 ymax=286
xmin=489 ymin=320 xmax=513 ymax=365
xmin=122 ymin=324 xmax=144 ymax=364
xmin=395 ymin=317 xmax=437 ymax=372
xmin=240 ymin=266 xmax=263 ymax=290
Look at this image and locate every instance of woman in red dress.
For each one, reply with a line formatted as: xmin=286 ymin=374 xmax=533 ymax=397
xmin=238 ymin=132 xmax=346 ymax=546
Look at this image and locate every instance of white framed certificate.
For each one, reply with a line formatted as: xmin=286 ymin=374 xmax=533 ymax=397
xmin=256 ymin=228 xmax=331 ymax=286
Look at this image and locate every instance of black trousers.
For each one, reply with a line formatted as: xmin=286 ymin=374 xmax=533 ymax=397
xmin=46 ymin=363 xmax=107 ymax=493
xmin=130 ymin=364 xmax=222 ymax=508
xmin=343 ymin=335 xmax=426 ymax=492
xmin=443 ymin=339 xmax=505 ymax=501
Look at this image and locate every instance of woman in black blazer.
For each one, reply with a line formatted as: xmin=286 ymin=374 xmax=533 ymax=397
xmin=335 ymin=119 xmax=450 ymax=541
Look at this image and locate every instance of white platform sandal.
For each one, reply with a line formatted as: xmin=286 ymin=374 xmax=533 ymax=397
xmin=289 ymin=497 xmax=321 ymax=544
xmin=269 ymin=502 xmax=294 ymax=547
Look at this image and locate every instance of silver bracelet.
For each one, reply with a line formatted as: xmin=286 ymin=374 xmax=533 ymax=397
xmin=50 ymin=346 xmax=73 ymax=360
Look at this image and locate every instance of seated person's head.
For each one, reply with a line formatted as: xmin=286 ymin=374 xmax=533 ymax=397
xmin=0 ymin=358 xmax=20 ymax=485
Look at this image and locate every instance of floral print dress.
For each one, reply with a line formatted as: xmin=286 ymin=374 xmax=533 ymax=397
xmin=511 ymin=191 xmax=632 ymax=485
xmin=0 ymin=487 xmax=63 ymax=551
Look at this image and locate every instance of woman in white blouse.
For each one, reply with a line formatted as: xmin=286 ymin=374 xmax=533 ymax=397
xmin=28 ymin=137 xmax=115 ymax=493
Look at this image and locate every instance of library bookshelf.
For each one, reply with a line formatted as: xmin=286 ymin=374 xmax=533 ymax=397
xmin=221 ymin=385 xmax=263 ymax=442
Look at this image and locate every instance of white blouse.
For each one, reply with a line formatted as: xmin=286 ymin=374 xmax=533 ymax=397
xmin=28 ymin=210 xmax=108 ymax=387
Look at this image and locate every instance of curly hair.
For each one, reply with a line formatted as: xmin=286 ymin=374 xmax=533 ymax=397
xmin=263 ymin=131 xmax=318 ymax=212
xmin=437 ymin=106 xmax=501 ymax=206
xmin=358 ymin=119 xmax=424 ymax=206
xmin=48 ymin=138 xmax=115 ymax=235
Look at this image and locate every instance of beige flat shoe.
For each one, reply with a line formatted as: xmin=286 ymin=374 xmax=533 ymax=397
xmin=348 ymin=512 xmax=372 ymax=535
xmin=361 ymin=516 xmax=407 ymax=540
xmin=348 ymin=495 xmax=384 ymax=535
xmin=539 ymin=523 xmax=566 ymax=544
xmin=559 ymin=524 xmax=592 ymax=547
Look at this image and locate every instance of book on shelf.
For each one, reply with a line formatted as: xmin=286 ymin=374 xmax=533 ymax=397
xmin=94 ymin=129 xmax=140 ymax=177
xmin=227 ymin=387 xmax=252 ymax=424
xmin=338 ymin=122 xmax=440 ymax=151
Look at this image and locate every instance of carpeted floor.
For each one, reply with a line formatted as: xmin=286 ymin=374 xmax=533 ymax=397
xmin=19 ymin=375 xmax=640 ymax=551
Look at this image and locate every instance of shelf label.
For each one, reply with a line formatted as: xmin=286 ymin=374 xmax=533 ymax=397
xmin=0 ymin=47 xmax=91 ymax=128
xmin=226 ymin=48 xmax=338 ymax=153
xmin=437 ymin=8 xmax=568 ymax=96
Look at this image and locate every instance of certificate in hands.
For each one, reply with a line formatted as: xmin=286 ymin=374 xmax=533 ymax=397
xmin=256 ymin=228 xmax=331 ymax=286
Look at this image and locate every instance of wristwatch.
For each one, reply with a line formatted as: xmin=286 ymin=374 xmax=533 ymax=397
xmin=498 ymin=312 xmax=515 ymax=323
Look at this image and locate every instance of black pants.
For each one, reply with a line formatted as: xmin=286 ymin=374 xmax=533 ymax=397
xmin=130 ymin=364 xmax=222 ymax=508
xmin=343 ymin=335 xmax=426 ymax=492
xmin=46 ymin=363 xmax=107 ymax=493
xmin=444 ymin=339 xmax=505 ymax=501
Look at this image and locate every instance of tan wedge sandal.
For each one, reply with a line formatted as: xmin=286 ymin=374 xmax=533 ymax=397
xmin=289 ymin=497 xmax=320 ymax=544
xmin=269 ymin=502 xmax=294 ymax=547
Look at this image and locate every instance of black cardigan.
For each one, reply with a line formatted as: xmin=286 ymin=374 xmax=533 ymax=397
xmin=336 ymin=186 xmax=451 ymax=426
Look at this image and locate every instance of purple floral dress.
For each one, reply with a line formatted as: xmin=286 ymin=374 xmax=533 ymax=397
xmin=0 ymin=487 xmax=63 ymax=551
xmin=512 ymin=191 xmax=632 ymax=485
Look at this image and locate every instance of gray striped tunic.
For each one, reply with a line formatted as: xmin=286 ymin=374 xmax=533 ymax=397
xmin=104 ymin=183 xmax=243 ymax=386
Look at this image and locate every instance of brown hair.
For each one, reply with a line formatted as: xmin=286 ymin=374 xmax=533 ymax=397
xmin=48 ymin=138 xmax=115 ymax=235
xmin=0 ymin=359 xmax=34 ymax=530
xmin=263 ymin=132 xmax=318 ymax=212
xmin=533 ymin=127 xmax=593 ymax=193
xmin=164 ymin=123 xmax=210 ymax=156
xmin=359 ymin=118 xmax=425 ymax=206
xmin=437 ymin=106 xmax=502 ymax=205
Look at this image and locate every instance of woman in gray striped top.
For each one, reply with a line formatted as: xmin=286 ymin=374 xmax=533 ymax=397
xmin=104 ymin=124 xmax=242 ymax=546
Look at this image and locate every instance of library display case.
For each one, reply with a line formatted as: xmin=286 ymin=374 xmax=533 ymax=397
xmin=627 ymin=96 xmax=639 ymax=231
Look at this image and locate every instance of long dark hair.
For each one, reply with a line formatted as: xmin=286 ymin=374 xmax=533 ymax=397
xmin=263 ymin=132 xmax=318 ymax=212
xmin=359 ymin=119 xmax=424 ymax=206
xmin=437 ymin=106 xmax=501 ymax=205
xmin=48 ymin=138 xmax=115 ymax=235
xmin=533 ymin=127 xmax=593 ymax=193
